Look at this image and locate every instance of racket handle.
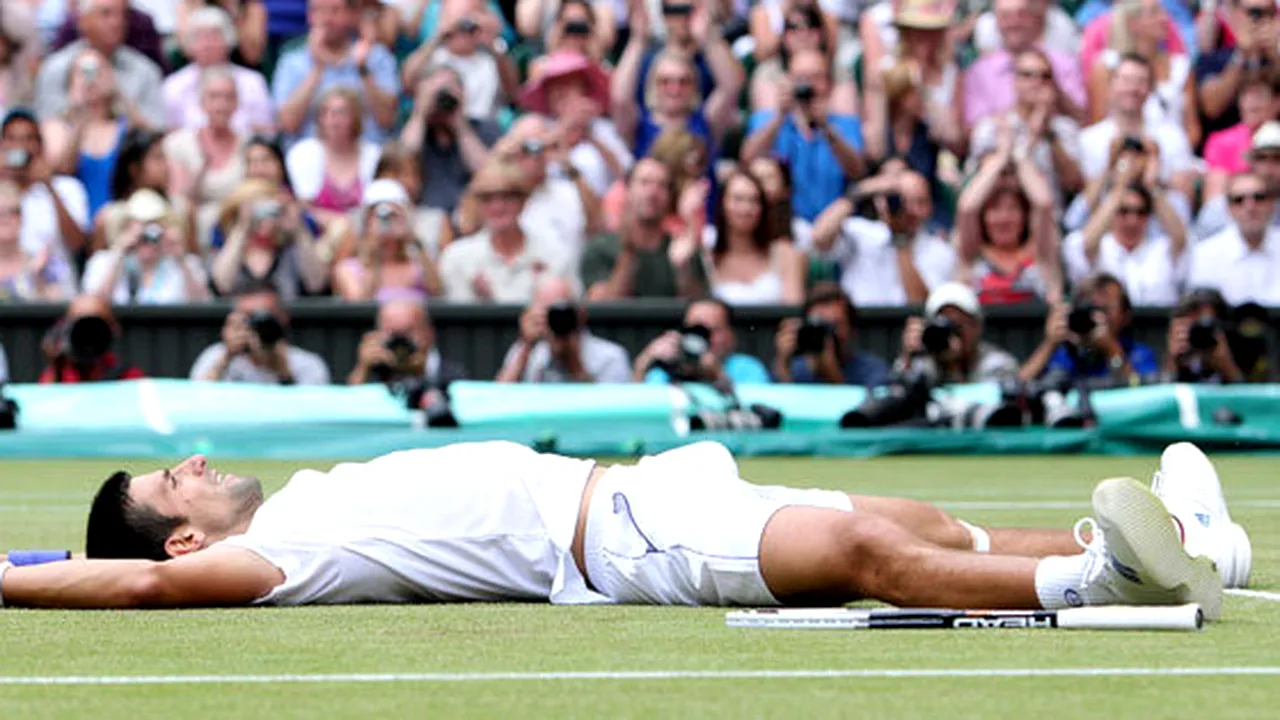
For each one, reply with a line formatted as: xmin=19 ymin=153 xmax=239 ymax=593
xmin=1055 ymin=604 xmax=1203 ymax=631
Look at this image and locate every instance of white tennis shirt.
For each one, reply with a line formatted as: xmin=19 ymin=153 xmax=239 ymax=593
xmin=219 ymin=442 xmax=602 ymax=606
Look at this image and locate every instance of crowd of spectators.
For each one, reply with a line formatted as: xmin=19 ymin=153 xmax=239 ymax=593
xmin=0 ymin=0 xmax=1277 ymax=393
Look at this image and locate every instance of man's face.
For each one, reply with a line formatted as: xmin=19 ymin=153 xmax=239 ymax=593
xmin=1228 ymin=174 xmax=1276 ymax=236
xmin=190 ymin=26 xmax=230 ymax=66
xmin=994 ymin=0 xmax=1036 ymax=51
xmin=0 ymin=119 xmax=40 ymax=178
xmin=939 ymin=306 xmax=980 ymax=357
xmin=1113 ymin=188 xmax=1151 ymax=242
xmin=652 ymin=57 xmax=696 ymax=115
xmin=310 ymin=0 xmax=353 ymax=42
xmin=900 ymin=173 xmax=931 ymax=233
xmin=128 ymin=455 xmax=264 ymax=556
xmin=234 ymin=292 xmax=283 ymax=324
xmin=80 ymin=0 xmax=127 ymax=51
xmin=628 ymin=160 xmax=672 ymax=223
xmin=1012 ymin=52 xmax=1053 ymax=105
xmin=684 ymin=301 xmax=733 ymax=359
xmin=788 ymin=52 xmax=830 ymax=103
xmin=379 ymin=304 xmax=433 ymax=352
xmin=806 ymin=299 xmax=852 ymax=352
xmin=1090 ymin=282 xmax=1129 ymax=336
xmin=201 ymin=77 xmax=238 ymax=128
xmin=1236 ymin=0 xmax=1277 ymax=29
xmin=1111 ymin=61 xmax=1152 ymax=115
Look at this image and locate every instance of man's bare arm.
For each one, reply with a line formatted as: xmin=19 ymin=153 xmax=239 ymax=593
xmin=2 ymin=546 xmax=283 ymax=609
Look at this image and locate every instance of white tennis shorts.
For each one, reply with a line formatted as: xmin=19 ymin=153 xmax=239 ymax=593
xmin=582 ymin=441 xmax=853 ymax=606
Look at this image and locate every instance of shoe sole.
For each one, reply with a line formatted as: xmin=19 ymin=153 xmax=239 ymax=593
xmin=1094 ymin=477 xmax=1224 ymax=621
xmin=1230 ymin=522 xmax=1253 ymax=589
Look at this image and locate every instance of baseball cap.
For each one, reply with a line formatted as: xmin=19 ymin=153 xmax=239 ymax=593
xmin=1252 ymin=121 xmax=1280 ymax=153
xmin=925 ymin=282 xmax=982 ymax=320
xmin=125 ymin=189 xmax=171 ymax=223
xmin=362 ymin=178 xmax=411 ymax=209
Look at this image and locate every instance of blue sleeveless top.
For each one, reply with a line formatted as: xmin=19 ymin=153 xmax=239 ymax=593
xmin=77 ymin=119 xmax=128 ymax=222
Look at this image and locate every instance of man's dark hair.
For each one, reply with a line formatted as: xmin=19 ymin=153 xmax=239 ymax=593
xmin=85 ymin=471 xmax=185 ymax=561
xmin=1078 ymin=271 xmax=1132 ymax=314
xmin=1175 ymin=287 xmax=1231 ymax=321
xmin=1117 ymin=52 xmax=1154 ymax=86
xmin=686 ymin=297 xmax=734 ymax=326
xmin=804 ymin=282 xmax=858 ymax=329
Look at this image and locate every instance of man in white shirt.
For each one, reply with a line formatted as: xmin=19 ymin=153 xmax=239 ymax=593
xmin=0 ymin=109 xmax=89 ymax=263
xmin=189 ymin=287 xmax=332 ymax=385
xmin=0 ymin=441 xmax=1240 ymax=619
xmin=496 ymin=116 xmax=597 ymax=265
xmin=810 ymin=170 xmax=955 ymax=307
xmin=1187 ymin=172 xmax=1280 ymax=306
xmin=1071 ymin=54 xmax=1196 ymax=229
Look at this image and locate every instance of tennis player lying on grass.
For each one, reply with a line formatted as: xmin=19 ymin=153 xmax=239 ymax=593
xmin=0 ymin=442 xmax=1250 ymax=619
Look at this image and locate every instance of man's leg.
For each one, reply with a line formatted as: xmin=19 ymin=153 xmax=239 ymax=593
xmin=848 ymin=495 xmax=1082 ymax=557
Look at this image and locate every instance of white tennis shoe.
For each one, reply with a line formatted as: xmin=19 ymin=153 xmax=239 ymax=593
xmin=1074 ymin=477 xmax=1222 ymax=621
xmin=1151 ymin=442 xmax=1252 ymax=589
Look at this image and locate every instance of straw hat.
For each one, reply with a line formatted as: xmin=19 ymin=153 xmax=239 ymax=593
xmin=894 ymin=0 xmax=953 ymax=30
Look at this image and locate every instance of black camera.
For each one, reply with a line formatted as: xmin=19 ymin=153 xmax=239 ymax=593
xmin=0 ymin=385 xmax=17 ymax=430
xmin=884 ymin=191 xmax=903 ymax=215
xmin=58 ymin=316 xmax=114 ymax=365
xmin=522 ymin=138 xmax=545 ymax=156
xmin=546 ymin=302 xmax=579 ymax=338
xmin=921 ymin=317 xmax=957 ymax=356
xmin=662 ymin=2 xmax=694 ymax=15
xmin=656 ymin=325 xmax=712 ymax=382
xmin=248 ymin=310 xmax=285 ymax=348
xmin=1188 ymin=314 xmax=1221 ymax=351
xmin=252 ymin=200 xmax=283 ymax=223
xmin=385 ymin=334 xmax=417 ymax=365
xmin=434 ymin=88 xmax=460 ymax=114
xmin=456 ymin=17 xmax=479 ymax=33
xmin=793 ymin=82 xmax=816 ymax=103
xmin=563 ymin=19 xmax=591 ymax=35
xmin=841 ymin=365 xmax=935 ymax=428
xmin=1121 ymin=135 xmax=1145 ymax=153
xmin=373 ymin=203 xmax=396 ymax=230
xmin=1068 ymin=303 xmax=1098 ymax=337
xmin=140 ymin=222 xmax=165 ymax=245
xmin=796 ymin=317 xmax=834 ymax=355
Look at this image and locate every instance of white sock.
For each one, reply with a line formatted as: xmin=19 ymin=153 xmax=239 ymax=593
xmin=958 ymin=520 xmax=991 ymax=553
xmin=1034 ymin=554 xmax=1092 ymax=609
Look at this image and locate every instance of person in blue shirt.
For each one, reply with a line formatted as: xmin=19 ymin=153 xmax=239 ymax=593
xmin=740 ymin=49 xmax=866 ymax=222
xmin=1019 ymin=272 xmax=1160 ymax=383
xmin=774 ymin=283 xmax=890 ymax=387
xmin=635 ymin=298 xmax=772 ymax=386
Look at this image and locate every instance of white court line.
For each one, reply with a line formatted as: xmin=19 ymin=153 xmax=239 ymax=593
xmin=937 ymin=500 xmax=1280 ymax=511
xmin=0 ymin=667 xmax=1277 ymax=686
xmin=1226 ymin=589 xmax=1280 ymax=602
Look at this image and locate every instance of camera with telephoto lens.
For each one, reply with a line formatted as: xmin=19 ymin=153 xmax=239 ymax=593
xmin=793 ymin=82 xmax=816 ymax=103
xmin=840 ymin=364 xmax=936 ymax=428
xmin=1068 ymin=303 xmax=1098 ymax=337
xmin=1188 ymin=314 xmax=1221 ymax=351
xmin=992 ymin=371 xmax=1089 ymax=429
xmin=372 ymin=333 xmax=418 ymax=383
xmin=3 ymin=149 xmax=30 ymax=170
xmin=247 ymin=310 xmax=284 ymax=349
xmin=434 ymin=88 xmax=460 ymax=114
xmin=1121 ymin=135 xmax=1145 ymax=154
xmin=546 ymin=302 xmax=579 ymax=338
xmin=921 ymin=316 xmax=957 ymax=356
xmin=140 ymin=222 xmax=165 ymax=245
xmin=796 ymin=317 xmax=834 ymax=355
xmin=0 ymin=384 xmax=17 ymax=430
xmin=563 ymin=19 xmax=591 ymax=35
xmin=55 ymin=316 xmax=114 ymax=365
xmin=655 ymin=325 xmax=712 ymax=381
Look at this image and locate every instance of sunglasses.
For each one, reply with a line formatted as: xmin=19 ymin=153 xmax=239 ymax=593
xmin=662 ymin=3 xmax=694 ymax=15
xmin=477 ymin=190 xmax=524 ymax=202
xmin=1015 ymin=68 xmax=1053 ymax=80
xmin=657 ymin=75 xmax=693 ymax=87
xmin=1116 ymin=205 xmax=1150 ymax=217
xmin=0 ymin=206 xmax=20 ymax=217
xmin=1229 ymin=191 xmax=1272 ymax=205
xmin=785 ymin=20 xmax=815 ymax=31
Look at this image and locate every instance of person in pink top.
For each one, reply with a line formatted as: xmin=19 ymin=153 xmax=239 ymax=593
xmin=962 ymin=0 xmax=1087 ymax=131
xmin=1203 ymin=73 xmax=1279 ymax=177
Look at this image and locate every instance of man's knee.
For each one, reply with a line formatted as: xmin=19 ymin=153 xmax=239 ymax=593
xmin=836 ymin=515 xmax=928 ymax=606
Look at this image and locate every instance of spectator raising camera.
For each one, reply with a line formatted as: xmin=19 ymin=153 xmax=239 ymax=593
xmin=895 ymin=283 xmax=1020 ymax=385
xmin=190 ymin=286 xmax=330 ymax=385
xmin=38 ymin=295 xmax=145 ymax=383
xmin=635 ymin=298 xmax=771 ymax=387
xmin=773 ymin=283 xmax=890 ymax=387
xmin=1163 ymin=289 xmax=1246 ymax=384
xmin=348 ymin=299 xmax=467 ymax=415
xmin=496 ymin=276 xmax=630 ymax=384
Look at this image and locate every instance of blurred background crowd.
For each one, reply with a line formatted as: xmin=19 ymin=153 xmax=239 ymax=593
xmin=0 ymin=0 xmax=1277 ymax=402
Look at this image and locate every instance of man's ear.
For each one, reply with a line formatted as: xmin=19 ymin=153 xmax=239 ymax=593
xmin=164 ymin=527 xmax=207 ymax=558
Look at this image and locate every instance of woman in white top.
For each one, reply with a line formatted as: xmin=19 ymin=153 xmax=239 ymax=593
xmin=702 ymin=170 xmax=805 ymax=306
xmin=81 ymin=199 xmax=211 ymax=305
xmin=0 ymin=181 xmax=73 ymax=302
xmin=1086 ymin=0 xmax=1199 ymax=148
xmin=285 ymin=87 xmax=382 ymax=233
xmin=1064 ymin=180 xmax=1186 ymax=306
xmin=165 ymin=67 xmax=248 ymax=252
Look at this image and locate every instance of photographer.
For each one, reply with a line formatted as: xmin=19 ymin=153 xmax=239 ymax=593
xmin=810 ymin=169 xmax=955 ymax=306
xmin=0 ymin=109 xmax=88 ymax=262
xmin=496 ymin=277 xmax=630 ymax=384
xmin=210 ymin=179 xmax=329 ymax=301
xmin=895 ymin=283 xmax=1020 ymax=385
xmin=347 ymin=299 xmax=467 ymax=411
xmin=774 ymin=283 xmax=889 ymax=387
xmin=1163 ymin=289 xmax=1245 ymax=385
xmin=37 ymin=295 xmax=146 ymax=383
xmin=189 ymin=286 xmax=330 ymax=385
xmin=1018 ymin=272 xmax=1159 ymax=384
xmin=635 ymin=298 xmax=771 ymax=386
xmin=80 ymin=190 xmax=211 ymax=305
xmin=399 ymin=65 xmax=502 ymax=213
